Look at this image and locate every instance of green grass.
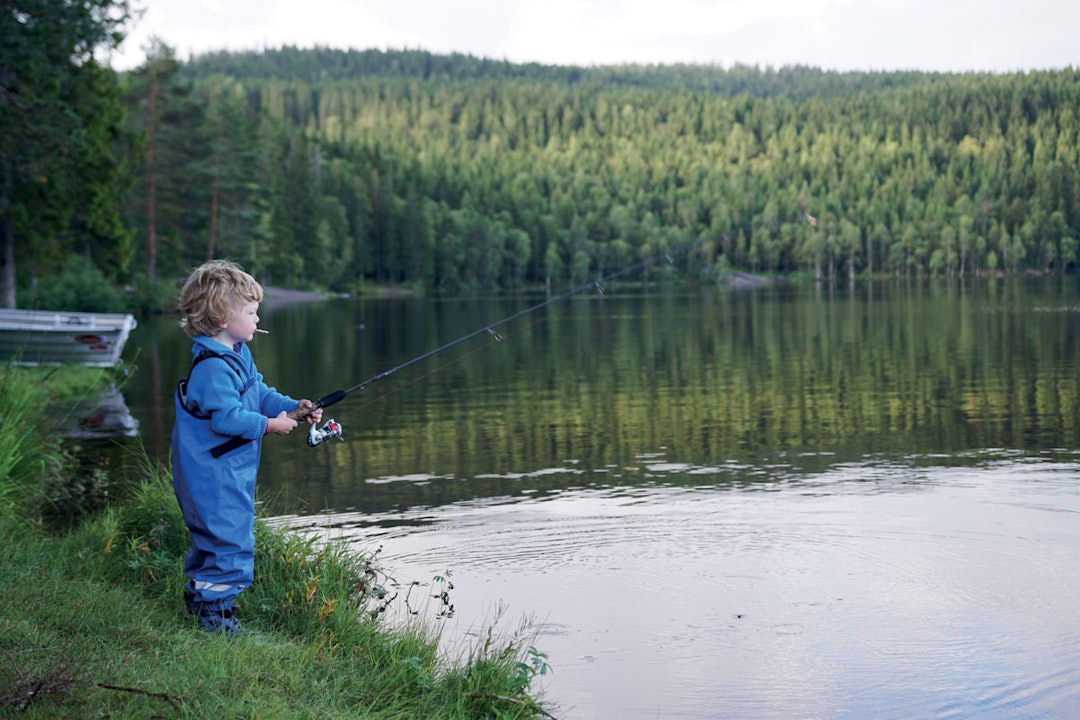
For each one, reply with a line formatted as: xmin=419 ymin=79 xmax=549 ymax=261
xmin=0 ymin=367 xmax=552 ymax=719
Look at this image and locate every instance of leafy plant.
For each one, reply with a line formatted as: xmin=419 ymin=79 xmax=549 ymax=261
xmin=513 ymin=647 xmax=552 ymax=691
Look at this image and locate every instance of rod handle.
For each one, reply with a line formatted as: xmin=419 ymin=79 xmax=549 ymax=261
xmin=286 ymin=390 xmax=347 ymax=421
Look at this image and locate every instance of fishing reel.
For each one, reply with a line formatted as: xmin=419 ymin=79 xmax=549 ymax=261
xmin=307 ymin=418 xmax=344 ymax=447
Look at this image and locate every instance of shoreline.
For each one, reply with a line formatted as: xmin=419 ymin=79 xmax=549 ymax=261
xmin=262 ymin=286 xmax=334 ymax=308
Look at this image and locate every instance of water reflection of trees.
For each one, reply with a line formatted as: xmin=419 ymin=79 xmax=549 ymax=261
xmin=267 ymin=282 xmax=1078 ymax=514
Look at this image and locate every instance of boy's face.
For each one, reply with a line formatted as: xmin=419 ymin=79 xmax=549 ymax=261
xmin=217 ymin=300 xmax=260 ymax=346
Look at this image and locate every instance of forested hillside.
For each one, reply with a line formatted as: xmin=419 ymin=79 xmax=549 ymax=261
xmin=20 ymin=43 xmax=1080 ymax=307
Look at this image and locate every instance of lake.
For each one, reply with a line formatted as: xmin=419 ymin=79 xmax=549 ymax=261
xmin=124 ymin=278 xmax=1080 ymax=719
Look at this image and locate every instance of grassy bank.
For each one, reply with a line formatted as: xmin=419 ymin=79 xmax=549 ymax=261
xmin=0 ymin=367 xmax=551 ymax=718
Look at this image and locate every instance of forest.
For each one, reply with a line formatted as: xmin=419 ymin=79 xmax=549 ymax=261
xmin=5 ymin=4 xmax=1080 ymax=311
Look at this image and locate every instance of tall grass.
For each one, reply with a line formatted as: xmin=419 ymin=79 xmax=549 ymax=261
xmin=0 ymin=367 xmax=70 ymax=528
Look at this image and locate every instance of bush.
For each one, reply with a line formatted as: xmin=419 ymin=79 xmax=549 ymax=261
xmin=21 ymin=255 xmax=125 ymax=314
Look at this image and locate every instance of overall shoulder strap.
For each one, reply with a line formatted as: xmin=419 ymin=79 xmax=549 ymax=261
xmin=176 ymin=349 xmax=246 ymax=420
xmin=190 ymin=348 xmax=244 ymax=378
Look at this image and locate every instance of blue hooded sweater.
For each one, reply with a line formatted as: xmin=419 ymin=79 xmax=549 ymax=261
xmin=171 ymin=335 xmax=298 ymax=608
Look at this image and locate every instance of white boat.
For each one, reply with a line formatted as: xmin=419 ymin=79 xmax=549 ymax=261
xmin=0 ymin=308 xmax=137 ymax=367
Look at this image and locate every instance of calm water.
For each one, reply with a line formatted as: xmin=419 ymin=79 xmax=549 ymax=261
xmin=125 ymin=279 xmax=1080 ymax=719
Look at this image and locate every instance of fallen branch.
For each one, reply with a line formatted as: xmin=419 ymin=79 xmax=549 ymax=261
xmin=0 ymin=648 xmax=24 ymax=679
xmin=97 ymin=683 xmax=182 ymax=711
xmin=467 ymin=691 xmax=558 ymax=720
xmin=0 ymin=648 xmax=81 ymax=712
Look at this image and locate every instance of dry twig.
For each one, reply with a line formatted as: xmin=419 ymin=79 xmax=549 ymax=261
xmin=0 ymin=647 xmax=82 ymax=712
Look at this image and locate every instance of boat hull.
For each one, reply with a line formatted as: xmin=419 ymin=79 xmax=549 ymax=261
xmin=0 ymin=309 xmax=137 ymax=367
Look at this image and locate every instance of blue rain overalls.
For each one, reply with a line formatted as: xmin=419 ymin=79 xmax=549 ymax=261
xmin=171 ymin=336 xmax=297 ymax=611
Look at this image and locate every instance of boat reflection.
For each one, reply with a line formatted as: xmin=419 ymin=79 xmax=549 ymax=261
xmin=53 ymin=384 xmax=140 ymax=439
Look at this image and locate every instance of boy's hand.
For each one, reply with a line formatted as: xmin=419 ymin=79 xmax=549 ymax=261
xmin=297 ymin=399 xmax=323 ymax=424
xmin=266 ymin=411 xmax=298 ymax=435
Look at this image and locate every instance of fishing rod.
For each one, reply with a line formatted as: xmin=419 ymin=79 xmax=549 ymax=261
xmin=293 ymin=212 xmax=815 ymax=447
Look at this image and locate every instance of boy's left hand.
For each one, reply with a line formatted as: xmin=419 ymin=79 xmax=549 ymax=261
xmin=297 ymin=399 xmax=323 ymax=424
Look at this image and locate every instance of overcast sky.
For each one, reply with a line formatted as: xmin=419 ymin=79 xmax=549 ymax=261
xmin=110 ymin=0 xmax=1078 ymax=74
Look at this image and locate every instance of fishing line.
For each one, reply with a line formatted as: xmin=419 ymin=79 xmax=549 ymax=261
xmin=295 ymin=212 xmax=816 ymax=439
xmin=295 ymin=245 xmax=675 ymax=422
xmin=344 ymin=284 xmax=592 ymax=417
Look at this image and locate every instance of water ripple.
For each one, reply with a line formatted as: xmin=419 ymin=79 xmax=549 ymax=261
xmin=273 ymin=455 xmax=1080 ymax=720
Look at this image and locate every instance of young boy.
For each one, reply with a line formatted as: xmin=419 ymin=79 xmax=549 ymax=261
xmin=172 ymin=260 xmax=321 ymax=633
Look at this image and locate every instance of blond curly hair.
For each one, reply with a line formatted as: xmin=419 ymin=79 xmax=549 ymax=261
xmin=178 ymin=260 xmax=263 ymax=338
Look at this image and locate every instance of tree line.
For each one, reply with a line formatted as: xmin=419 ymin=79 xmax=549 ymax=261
xmin=5 ymin=6 xmax=1080 ymax=311
xmin=156 ymin=50 xmax=1080 ymax=292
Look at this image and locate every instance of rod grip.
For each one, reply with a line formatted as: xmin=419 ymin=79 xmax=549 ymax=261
xmin=286 ymin=390 xmax=347 ymax=420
